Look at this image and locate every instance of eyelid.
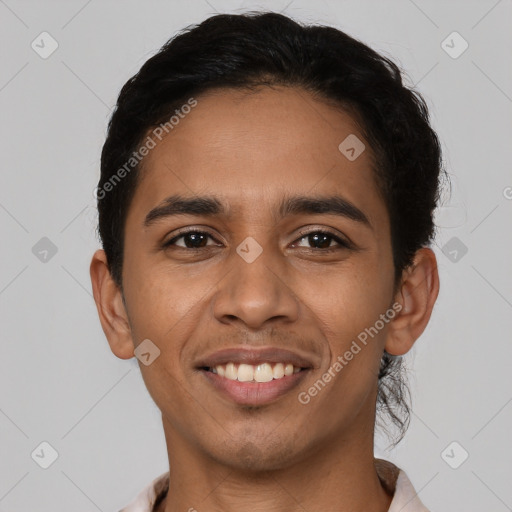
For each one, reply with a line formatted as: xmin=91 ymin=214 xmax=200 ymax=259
xmin=293 ymin=226 xmax=353 ymax=248
xmin=164 ymin=227 xmax=222 ymax=247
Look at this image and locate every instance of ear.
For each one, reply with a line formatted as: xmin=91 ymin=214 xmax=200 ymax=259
xmin=89 ymin=249 xmax=134 ymax=359
xmin=385 ymin=247 xmax=440 ymax=356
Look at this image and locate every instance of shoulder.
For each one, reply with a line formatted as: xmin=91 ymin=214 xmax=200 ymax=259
xmin=118 ymin=471 xmax=170 ymax=512
xmin=375 ymin=458 xmax=430 ymax=512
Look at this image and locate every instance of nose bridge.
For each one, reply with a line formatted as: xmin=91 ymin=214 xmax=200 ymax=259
xmin=212 ymin=236 xmax=299 ymax=328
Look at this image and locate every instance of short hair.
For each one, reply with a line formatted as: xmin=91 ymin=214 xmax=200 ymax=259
xmin=96 ymin=11 xmax=447 ymax=445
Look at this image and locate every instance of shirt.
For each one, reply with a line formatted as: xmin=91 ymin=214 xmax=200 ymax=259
xmin=118 ymin=458 xmax=429 ymax=512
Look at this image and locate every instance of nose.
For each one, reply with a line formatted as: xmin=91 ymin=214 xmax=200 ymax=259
xmin=212 ymin=242 xmax=300 ymax=330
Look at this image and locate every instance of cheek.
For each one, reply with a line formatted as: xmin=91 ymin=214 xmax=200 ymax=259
xmin=124 ymin=268 xmax=202 ymax=415
xmin=298 ymin=258 xmax=391 ymax=346
xmin=303 ymin=264 xmax=389 ymax=410
xmin=122 ymin=259 xmax=222 ymax=384
xmin=122 ymin=248 xmax=197 ymax=332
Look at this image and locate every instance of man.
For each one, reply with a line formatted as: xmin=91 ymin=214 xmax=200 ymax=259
xmin=90 ymin=11 xmax=443 ymax=512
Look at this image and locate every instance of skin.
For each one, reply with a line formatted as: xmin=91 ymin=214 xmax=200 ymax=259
xmin=90 ymin=85 xmax=439 ymax=512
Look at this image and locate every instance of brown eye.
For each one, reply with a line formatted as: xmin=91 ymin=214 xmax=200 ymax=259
xmin=163 ymin=231 xmax=219 ymax=249
xmin=293 ymin=230 xmax=350 ymax=250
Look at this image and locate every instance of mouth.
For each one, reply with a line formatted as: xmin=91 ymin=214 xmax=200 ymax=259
xmin=199 ymin=365 xmax=310 ymax=406
xmin=195 ymin=347 xmax=316 ymax=406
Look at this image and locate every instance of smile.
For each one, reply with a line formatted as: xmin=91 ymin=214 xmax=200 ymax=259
xmin=205 ymin=362 xmax=303 ymax=382
xmin=199 ymin=364 xmax=310 ymax=406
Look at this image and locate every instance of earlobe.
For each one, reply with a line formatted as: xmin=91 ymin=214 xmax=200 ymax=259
xmin=89 ymin=249 xmax=135 ymax=360
xmin=385 ymin=248 xmax=440 ymax=356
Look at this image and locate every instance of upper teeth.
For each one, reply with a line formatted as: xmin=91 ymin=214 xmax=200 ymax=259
xmin=211 ymin=362 xmax=301 ymax=382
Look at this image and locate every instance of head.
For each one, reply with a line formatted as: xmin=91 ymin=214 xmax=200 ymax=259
xmin=91 ymin=11 xmax=444 ymax=464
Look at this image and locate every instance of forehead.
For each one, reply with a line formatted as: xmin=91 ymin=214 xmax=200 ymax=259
xmin=128 ymin=86 xmax=387 ymax=228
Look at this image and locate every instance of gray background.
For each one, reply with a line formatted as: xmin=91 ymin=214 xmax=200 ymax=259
xmin=1 ymin=0 xmax=511 ymax=510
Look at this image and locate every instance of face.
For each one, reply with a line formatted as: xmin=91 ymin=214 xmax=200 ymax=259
xmin=115 ymin=86 xmax=399 ymax=470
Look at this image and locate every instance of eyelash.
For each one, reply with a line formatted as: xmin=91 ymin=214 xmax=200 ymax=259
xmin=162 ymin=228 xmax=352 ymax=252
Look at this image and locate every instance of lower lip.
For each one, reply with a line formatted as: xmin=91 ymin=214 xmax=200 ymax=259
xmin=200 ymin=368 xmax=310 ymax=406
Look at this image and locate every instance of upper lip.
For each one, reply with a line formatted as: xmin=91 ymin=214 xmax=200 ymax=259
xmin=195 ymin=347 xmax=316 ymax=369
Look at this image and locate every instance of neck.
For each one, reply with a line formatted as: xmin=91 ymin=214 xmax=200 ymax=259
xmin=159 ymin=419 xmax=394 ymax=512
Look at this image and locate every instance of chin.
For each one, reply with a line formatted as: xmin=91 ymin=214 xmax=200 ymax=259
xmin=212 ymin=438 xmax=300 ymax=473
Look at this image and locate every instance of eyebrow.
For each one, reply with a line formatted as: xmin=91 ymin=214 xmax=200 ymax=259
xmin=143 ymin=193 xmax=372 ymax=230
xmin=144 ymin=195 xmax=225 ymax=227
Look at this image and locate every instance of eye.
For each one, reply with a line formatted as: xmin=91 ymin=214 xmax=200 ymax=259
xmin=292 ymin=230 xmax=351 ymax=251
xmin=162 ymin=228 xmax=352 ymax=252
xmin=163 ymin=230 xmax=220 ymax=249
